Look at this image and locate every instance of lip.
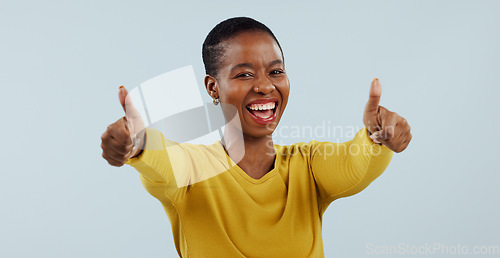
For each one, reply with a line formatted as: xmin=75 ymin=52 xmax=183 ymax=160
xmin=245 ymin=98 xmax=279 ymax=125
xmin=246 ymin=98 xmax=279 ymax=106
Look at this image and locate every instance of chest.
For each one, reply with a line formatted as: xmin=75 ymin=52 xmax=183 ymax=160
xmin=177 ymin=170 xmax=323 ymax=256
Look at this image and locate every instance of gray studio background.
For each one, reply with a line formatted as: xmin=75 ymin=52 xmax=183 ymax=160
xmin=1 ymin=0 xmax=499 ymax=257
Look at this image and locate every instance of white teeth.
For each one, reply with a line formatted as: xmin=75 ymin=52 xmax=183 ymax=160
xmin=248 ymin=102 xmax=276 ymax=111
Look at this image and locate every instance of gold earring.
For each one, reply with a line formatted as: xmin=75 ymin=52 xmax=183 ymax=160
xmin=213 ymin=98 xmax=220 ymax=105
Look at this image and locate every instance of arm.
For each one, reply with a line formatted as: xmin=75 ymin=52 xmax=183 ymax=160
xmin=125 ymin=128 xmax=177 ymax=202
xmin=308 ymin=78 xmax=412 ymax=211
xmin=125 ymin=127 xmax=206 ymax=202
xmin=126 ymin=128 xmax=172 ymax=184
xmin=310 ymin=127 xmax=393 ymax=212
xmin=101 ymin=86 xmax=199 ymax=202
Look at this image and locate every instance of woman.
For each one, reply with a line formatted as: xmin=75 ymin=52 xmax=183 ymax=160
xmin=101 ymin=17 xmax=411 ymax=257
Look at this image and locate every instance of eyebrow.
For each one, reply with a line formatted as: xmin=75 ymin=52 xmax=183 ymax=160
xmin=230 ymin=63 xmax=253 ymax=72
xmin=230 ymin=59 xmax=284 ymax=73
xmin=268 ymin=59 xmax=283 ymax=67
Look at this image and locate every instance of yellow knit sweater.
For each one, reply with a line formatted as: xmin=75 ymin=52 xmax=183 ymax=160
xmin=126 ymin=127 xmax=393 ymax=257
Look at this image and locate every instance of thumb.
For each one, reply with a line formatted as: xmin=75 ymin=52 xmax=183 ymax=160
xmin=118 ymin=86 xmax=146 ymax=144
xmin=118 ymin=85 xmax=129 ymax=113
xmin=118 ymin=86 xmax=141 ymax=119
xmin=364 ymin=78 xmax=381 ymax=115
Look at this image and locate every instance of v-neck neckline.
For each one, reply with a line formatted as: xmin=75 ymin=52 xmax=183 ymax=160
xmin=218 ymin=140 xmax=281 ymax=184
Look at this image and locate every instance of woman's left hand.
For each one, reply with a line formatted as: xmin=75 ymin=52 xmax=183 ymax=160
xmin=363 ymin=78 xmax=412 ymax=153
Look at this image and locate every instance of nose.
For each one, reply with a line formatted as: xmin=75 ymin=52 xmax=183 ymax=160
xmin=254 ymin=75 xmax=275 ymax=95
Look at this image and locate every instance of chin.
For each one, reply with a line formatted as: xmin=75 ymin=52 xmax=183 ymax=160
xmin=244 ymin=119 xmax=280 ymax=139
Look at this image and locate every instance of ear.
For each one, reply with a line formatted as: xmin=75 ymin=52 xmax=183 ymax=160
xmin=204 ymin=74 xmax=219 ymax=99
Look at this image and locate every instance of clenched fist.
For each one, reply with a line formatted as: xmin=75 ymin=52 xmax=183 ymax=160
xmin=101 ymin=86 xmax=146 ymax=166
xmin=363 ymin=78 xmax=412 ymax=153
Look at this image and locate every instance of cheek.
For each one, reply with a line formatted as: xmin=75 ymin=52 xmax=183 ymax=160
xmin=277 ymin=77 xmax=290 ymax=104
xmin=220 ymin=83 xmax=248 ymax=105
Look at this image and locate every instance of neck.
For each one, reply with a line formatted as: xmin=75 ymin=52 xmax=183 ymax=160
xmin=221 ymin=125 xmax=276 ymax=179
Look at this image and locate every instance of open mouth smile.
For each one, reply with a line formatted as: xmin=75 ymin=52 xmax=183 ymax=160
xmin=245 ymin=98 xmax=278 ymax=125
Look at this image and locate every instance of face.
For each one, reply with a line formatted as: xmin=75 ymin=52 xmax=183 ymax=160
xmin=205 ymin=31 xmax=290 ymax=140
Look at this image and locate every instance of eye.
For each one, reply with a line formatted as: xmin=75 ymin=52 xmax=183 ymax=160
xmin=270 ymin=70 xmax=284 ymax=75
xmin=236 ymin=72 xmax=253 ymax=78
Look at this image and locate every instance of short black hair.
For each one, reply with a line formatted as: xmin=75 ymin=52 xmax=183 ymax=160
xmin=202 ymin=17 xmax=284 ymax=78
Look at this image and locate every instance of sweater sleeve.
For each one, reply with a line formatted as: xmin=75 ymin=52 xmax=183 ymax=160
xmin=309 ymin=127 xmax=393 ymax=212
xmin=124 ymin=127 xmax=195 ymax=203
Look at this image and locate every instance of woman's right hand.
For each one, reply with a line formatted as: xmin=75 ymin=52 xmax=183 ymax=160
xmin=101 ymin=86 xmax=146 ymax=167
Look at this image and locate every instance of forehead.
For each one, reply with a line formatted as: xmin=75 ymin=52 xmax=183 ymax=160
xmin=220 ymin=31 xmax=283 ymax=67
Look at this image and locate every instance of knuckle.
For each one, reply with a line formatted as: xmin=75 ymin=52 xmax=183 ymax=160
xmin=115 ymin=144 xmax=125 ymax=152
xmin=101 ymin=130 xmax=111 ymax=141
xmin=119 ymin=138 xmax=131 ymax=148
xmin=106 ymin=157 xmax=123 ymax=167
xmin=118 ymin=146 xmax=130 ymax=156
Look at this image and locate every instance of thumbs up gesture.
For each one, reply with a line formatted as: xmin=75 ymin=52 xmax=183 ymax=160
xmin=101 ymin=86 xmax=146 ymax=166
xmin=363 ymin=78 xmax=412 ymax=153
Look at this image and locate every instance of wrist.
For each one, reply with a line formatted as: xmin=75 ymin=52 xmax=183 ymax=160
xmin=130 ymin=131 xmax=146 ymax=158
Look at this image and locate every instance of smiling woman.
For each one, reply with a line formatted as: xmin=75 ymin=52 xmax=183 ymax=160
xmin=204 ymin=24 xmax=290 ymax=180
xmin=100 ymin=17 xmax=411 ymax=257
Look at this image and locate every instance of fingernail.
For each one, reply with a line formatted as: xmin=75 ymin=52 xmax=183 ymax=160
xmin=370 ymin=133 xmax=381 ymax=144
